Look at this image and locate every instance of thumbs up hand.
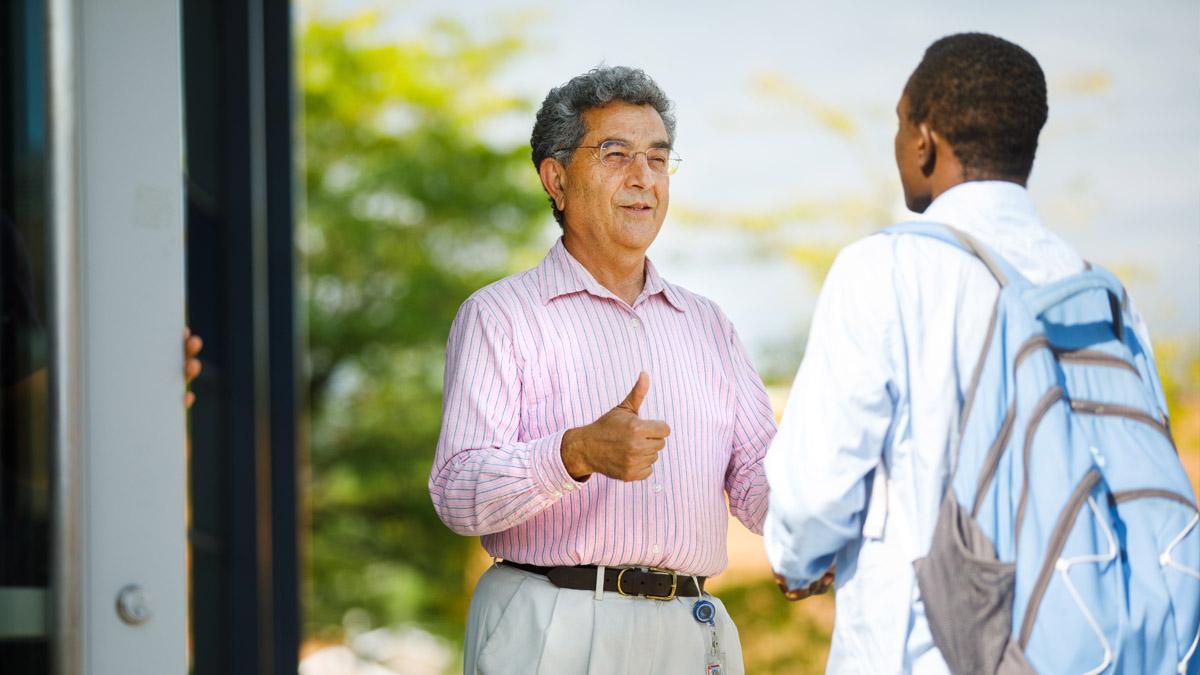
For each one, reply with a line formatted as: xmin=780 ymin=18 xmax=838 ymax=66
xmin=617 ymin=370 xmax=650 ymax=415
xmin=561 ymin=372 xmax=671 ymax=482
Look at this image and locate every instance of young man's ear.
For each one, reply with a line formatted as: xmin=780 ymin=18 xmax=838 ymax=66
xmin=918 ymin=122 xmax=937 ymax=178
xmin=538 ymin=158 xmax=567 ymax=211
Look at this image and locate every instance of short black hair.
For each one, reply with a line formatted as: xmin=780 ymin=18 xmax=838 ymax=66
xmin=905 ymin=33 xmax=1047 ymax=181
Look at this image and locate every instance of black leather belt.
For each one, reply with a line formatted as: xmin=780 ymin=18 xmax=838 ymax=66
xmin=501 ymin=561 xmax=705 ymax=600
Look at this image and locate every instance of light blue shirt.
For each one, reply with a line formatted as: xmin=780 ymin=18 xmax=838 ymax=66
xmin=764 ymin=181 xmax=1152 ymax=673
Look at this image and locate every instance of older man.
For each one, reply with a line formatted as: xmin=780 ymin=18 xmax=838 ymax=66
xmin=429 ymin=66 xmax=775 ymax=674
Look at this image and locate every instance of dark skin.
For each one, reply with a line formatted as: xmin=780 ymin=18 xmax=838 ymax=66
xmin=775 ymin=88 xmax=1031 ymax=603
xmin=775 ymin=569 xmax=836 ymax=601
xmin=893 ymin=91 xmax=1027 ymax=214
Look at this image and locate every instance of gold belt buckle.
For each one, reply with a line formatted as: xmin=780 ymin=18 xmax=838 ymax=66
xmin=645 ymin=567 xmax=678 ymax=600
xmin=616 ymin=566 xmax=677 ymax=600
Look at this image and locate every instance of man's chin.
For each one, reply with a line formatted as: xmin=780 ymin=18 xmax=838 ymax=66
xmin=905 ymin=195 xmax=932 ymax=214
xmin=617 ymin=217 xmax=664 ymax=247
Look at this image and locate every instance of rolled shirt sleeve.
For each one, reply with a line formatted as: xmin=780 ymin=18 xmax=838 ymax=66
xmin=764 ymin=239 xmax=900 ymax=589
xmin=428 ymin=296 xmax=579 ymax=536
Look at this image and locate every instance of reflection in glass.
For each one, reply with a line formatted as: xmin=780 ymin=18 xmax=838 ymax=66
xmin=1 ymin=0 xmax=51 ymax=670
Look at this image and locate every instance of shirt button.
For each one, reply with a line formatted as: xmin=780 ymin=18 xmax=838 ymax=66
xmin=630 ymin=318 xmax=641 ymax=328
xmin=552 ymin=491 xmax=562 ymax=498
xmin=563 ymin=483 xmax=574 ymax=492
xmin=652 ymin=483 xmax=663 ymax=494
xmin=651 ymin=544 xmax=661 ymax=554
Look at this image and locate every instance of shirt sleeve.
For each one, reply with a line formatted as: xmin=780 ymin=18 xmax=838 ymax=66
xmin=764 ymin=238 xmax=901 ymax=589
xmin=723 ymin=319 xmax=778 ymax=535
xmin=428 ymin=295 xmax=580 ymax=536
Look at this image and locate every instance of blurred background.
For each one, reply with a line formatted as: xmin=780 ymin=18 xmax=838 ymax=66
xmin=0 ymin=1 xmax=1194 ymax=674
xmin=294 ymin=1 xmax=1199 ymax=673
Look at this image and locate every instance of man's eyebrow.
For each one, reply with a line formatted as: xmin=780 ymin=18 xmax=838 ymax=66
xmin=598 ymin=137 xmax=672 ymax=149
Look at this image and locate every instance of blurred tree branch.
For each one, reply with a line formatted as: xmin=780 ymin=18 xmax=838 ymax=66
xmin=301 ymin=9 xmax=547 ymax=642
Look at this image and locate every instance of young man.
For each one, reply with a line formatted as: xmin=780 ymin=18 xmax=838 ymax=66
xmin=764 ymin=33 xmax=1162 ymax=672
xmin=430 ymin=66 xmax=776 ymax=674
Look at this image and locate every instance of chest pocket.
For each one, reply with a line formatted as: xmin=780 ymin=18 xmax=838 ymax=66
xmin=517 ymin=348 xmax=557 ymax=442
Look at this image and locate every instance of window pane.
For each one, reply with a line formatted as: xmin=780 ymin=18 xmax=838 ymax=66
xmin=0 ymin=0 xmax=51 ymax=670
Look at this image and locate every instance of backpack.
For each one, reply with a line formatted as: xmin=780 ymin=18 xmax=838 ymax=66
xmin=883 ymin=222 xmax=1200 ymax=675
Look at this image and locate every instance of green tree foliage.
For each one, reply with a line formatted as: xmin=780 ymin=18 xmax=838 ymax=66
xmin=301 ymin=12 xmax=547 ymax=639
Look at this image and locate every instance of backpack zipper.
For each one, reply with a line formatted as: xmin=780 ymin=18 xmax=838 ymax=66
xmin=967 ymin=335 xmax=1051 ymax=517
xmin=1111 ymin=488 xmax=1196 ymax=509
xmin=1054 ymin=348 xmax=1141 ymax=377
xmin=1069 ymin=399 xmax=1175 ymax=447
xmin=1018 ymin=467 xmax=1103 ymax=648
xmin=971 ymin=401 xmax=1015 ymax=518
xmin=1014 ymin=386 xmax=1066 ymax=543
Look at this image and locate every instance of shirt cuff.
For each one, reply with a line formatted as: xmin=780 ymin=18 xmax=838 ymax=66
xmin=764 ymin=516 xmax=814 ymax=588
xmin=529 ymin=429 xmax=579 ymax=498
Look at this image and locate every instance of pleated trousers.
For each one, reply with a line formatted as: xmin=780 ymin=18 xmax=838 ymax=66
xmin=463 ymin=564 xmax=745 ymax=675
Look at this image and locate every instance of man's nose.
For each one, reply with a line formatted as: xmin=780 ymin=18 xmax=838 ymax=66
xmin=624 ymin=153 xmax=655 ymax=188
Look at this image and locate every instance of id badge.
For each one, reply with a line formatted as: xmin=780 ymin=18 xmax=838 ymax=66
xmin=693 ymin=586 xmax=725 ymax=674
xmin=704 ymin=623 xmax=725 ymax=674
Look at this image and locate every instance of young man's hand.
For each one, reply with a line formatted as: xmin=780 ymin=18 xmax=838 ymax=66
xmin=775 ymin=566 xmax=835 ymax=601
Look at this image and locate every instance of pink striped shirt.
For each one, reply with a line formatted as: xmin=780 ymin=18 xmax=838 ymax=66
xmin=429 ymin=239 xmax=776 ymax=576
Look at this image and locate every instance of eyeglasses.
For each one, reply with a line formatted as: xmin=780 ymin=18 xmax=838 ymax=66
xmin=565 ymin=140 xmax=682 ymax=176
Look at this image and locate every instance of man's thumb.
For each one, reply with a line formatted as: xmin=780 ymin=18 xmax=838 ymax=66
xmin=619 ymin=371 xmax=649 ymax=414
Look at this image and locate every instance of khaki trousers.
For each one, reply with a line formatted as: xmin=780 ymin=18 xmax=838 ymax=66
xmin=464 ymin=564 xmax=745 ymax=675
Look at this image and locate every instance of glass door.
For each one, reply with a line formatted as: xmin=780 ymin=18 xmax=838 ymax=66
xmin=0 ymin=0 xmax=51 ymax=671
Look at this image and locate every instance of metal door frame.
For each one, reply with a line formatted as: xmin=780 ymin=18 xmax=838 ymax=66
xmin=47 ymin=1 xmax=189 ymax=672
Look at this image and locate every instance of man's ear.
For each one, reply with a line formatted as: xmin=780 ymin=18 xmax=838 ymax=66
xmin=538 ymin=158 xmax=567 ymax=211
xmin=918 ymin=122 xmax=937 ymax=178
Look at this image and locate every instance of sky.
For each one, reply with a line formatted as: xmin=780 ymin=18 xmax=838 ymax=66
xmin=315 ymin=0 xmax=1199 ymax=375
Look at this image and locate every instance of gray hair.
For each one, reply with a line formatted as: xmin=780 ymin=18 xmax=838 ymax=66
xmin=530 ymin=66 xmax=676 ymax=226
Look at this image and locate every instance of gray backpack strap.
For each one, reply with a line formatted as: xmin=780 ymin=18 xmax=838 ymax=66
xmin=881 ymin=221 xmax=1028 ymax=289
xmin=881 ymin=221 xmax=1032 ymax=476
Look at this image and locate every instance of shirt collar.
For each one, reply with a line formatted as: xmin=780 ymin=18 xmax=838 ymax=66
xmin=538 ymin=238 xmax=687 ymax=312
xmin=918 ymin=179 xmax=1085 ymax=285
xmin=642 ymin=255 xmax=687 ymax=312
xmin=922 ymin=180 xmax=1039 ymax=238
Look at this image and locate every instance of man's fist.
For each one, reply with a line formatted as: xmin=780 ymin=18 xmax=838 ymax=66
xmin=775 ymin=567 xmax=835 ymax=601
xmin=561 ymin=372 xmax=671 ymax=482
